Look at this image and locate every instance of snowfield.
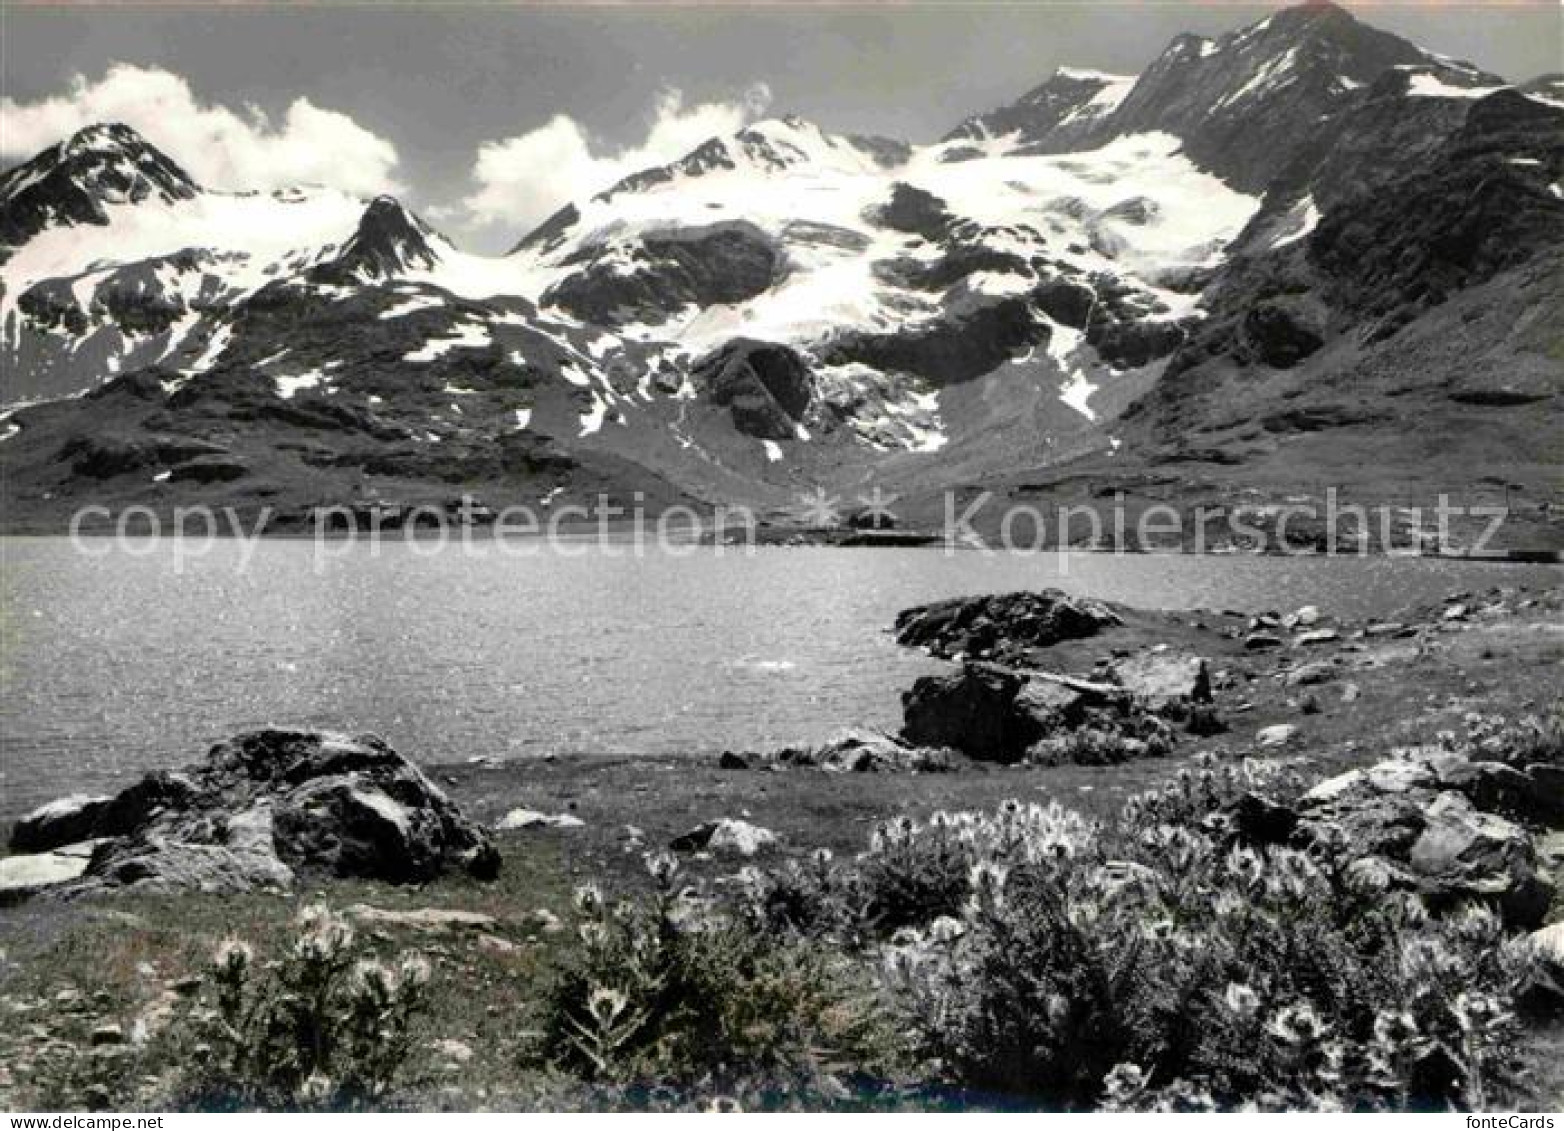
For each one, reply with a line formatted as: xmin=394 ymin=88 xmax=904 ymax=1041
xmin=1 ymin=114 xmax=1266 ymax=459
xmin=401 ymin=120 xmax=1260 ymax=431
xmin=1 ymin=188 xmax=365 ymax=326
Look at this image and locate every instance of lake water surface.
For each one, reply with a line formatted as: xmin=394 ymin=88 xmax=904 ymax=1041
xmin=2 ymin=537 xmax=1558 ymax=811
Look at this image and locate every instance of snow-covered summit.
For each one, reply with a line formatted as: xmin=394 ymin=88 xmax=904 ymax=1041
xmin=22 ymin=122 xmax=198 ymax=205
xmin=593 ymin=115 xmax=909 ymax=208
xmin=0 ymin=123 xmax=199 ymax=253
xmin=0 ymin=122 xmax=377 ymax=399
xmin=485 ymin=117 xmax=1256 ymax=364
xmin=944 ymin=67 xmax=1137 ymax=155
xmin=1101 ymin=0 xmax=1499 ymax=189
xmin=322 ymin=196 xmax=449 ymax=281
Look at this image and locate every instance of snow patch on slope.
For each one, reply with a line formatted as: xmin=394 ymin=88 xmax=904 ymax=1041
xmin=275 ymin=369 xmax=328 ymax=399
xmin=379 ymin=293 xmax=446 ymax=320
xmin=1043 ymin=322 xmax=1099 ymax=422
xmin=1060 ymin=72 xmax=1138 ymax=124
xmin=579 ymin=391 xmax=609 ymax=436
xmin=404 ymin=321 xmax=490 ymax=362
xmin=1269 ymin=195 xmax=1321 ymax=249
xmin=1405 ymin=72 xmax=1508 ymax=99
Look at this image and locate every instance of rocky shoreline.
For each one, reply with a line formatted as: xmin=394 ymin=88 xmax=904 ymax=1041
xmin=18 ymin=507 xmax=1562 ymax=560
xmin=705 ymin=587 xmax=1564 ymax=934
xmin=1 ymin=581 xmax=1561 ymax=1108
xmin=6 ymin=584 xmax=1561 ymax=900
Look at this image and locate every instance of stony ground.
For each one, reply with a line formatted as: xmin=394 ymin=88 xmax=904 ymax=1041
xmin=0 ymin=580 xmax=1560 ymax=1109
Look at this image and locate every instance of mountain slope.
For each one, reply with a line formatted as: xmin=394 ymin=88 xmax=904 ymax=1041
xmin=1135 ymin=87 xmax=1564 ymax=414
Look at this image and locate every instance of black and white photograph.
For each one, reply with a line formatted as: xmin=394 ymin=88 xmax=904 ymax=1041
xmin=1 ymin=0 xmax=1562 ymax=1115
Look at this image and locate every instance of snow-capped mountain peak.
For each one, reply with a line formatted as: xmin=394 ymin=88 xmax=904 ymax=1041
xmin=321 ymin=196 xmax=448 ymax=281
xmin=943 ymin=67 xmax=1136 ymax=156
xmin=44 ymin=123 xmax=198 ymax=203
xmin=0 ymin=122 xmax=200 ymax=254
xmin=0 ymin=121 xmax=373 ymax=400
xmin=1103 ymin=0 xmax=1489 ymax=189
xmin=729 ymin=115 xmax=908 ymax=174
xmin=1214 ymin=0 xmax=1499 ymax=93
xmin=590 ymin=113 xmax=910 ymax=210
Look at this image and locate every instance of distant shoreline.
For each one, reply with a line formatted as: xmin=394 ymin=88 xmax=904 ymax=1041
xmin=3 ymin=523 xmax=1559 ymax=561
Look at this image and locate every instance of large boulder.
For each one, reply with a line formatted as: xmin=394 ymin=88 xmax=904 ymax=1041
xmin=1295 ymin=755 xmax=1554 ymax=929
xmin=898 ymin=662 xmax=1165 ymax=765
xmin=1406 ymin=792 xmax=1552 ymax=928
xmin=900 ymin=663 xmax=1040 ymax=762
xmin=1301 ymin=760 xmax=1439 ymax=804
xmin=1109 ymin=651 xmax=1211 ymax=709
xmin=1414 ymin=750 xmax=1545 ymax=822
xmin=1300 ymin=790 xmax=1429 ymax=860
xmin=8 ymin=773 xmax=197 ymax=853
xmin=4 ymin=730 xmax=500 ymax=900
xmin=86 ymin=803 xmax=298 ymax=896
xmin=1324 ymin=747 xmax=1564 ymax=827
xmin=670 ymin=818 xmax=778 ymax=858
xmin=893 ymin=590 xmax=1122 ymax=663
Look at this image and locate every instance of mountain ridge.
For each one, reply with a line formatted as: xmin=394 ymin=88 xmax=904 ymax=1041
xmin=1 ymin=2 xmax=1559 ymax=546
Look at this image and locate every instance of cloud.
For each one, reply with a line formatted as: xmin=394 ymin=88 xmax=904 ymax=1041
xmin=446 ymin=85 xmax=771 ymax=238
xmin=1 ymin=64 xmax=403 ymax=196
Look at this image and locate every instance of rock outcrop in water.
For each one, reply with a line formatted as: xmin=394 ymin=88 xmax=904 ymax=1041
xmin=5 ymin=729 xmax=500 ymax=900
xmin=893 ymin=590 xmax=1123 ymax=664
xmin=891 ymin=590 xmax=1218 ymax=764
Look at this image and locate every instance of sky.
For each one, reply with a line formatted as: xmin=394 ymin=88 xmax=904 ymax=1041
xmin=2 ymin=2 xmax=1559 ymax=252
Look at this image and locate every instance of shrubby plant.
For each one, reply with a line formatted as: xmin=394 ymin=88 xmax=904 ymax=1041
xmin=723 ymin=755 xmax=1540 ymax=1110
xmin=525 ymin=850 xmax=907 ymax=1107
xmin=1026 ymin=721 xmax=1174 ymax=767
xmin=1458 ymin=703 xmax=1564 ymax=769
xmin=738 ymin=847 xmax=869 ymax=940
xmin=177 ymin=904 xmax=433 ymax=1109
xmin=25 ymin=1023 xmax=164 ymax=1111
xmin=868 ymin=762 xmax=1535 ymax=1109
